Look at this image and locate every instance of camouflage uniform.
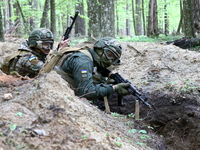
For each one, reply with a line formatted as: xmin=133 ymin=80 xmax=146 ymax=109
xmin=61 ymin=48 xmax=115 ymax=100
xmin=8 ymin=40 xmax=46 ymax=78
xmin=60 ymin=37 xmax=122 ymax=100
xmin=3 ymin=28 xmax=54 ymax=78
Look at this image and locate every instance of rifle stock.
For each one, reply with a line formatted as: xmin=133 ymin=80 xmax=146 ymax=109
xmin=102 ymin=68 xmax=151 ymax=108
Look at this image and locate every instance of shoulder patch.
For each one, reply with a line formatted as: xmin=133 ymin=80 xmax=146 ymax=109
xmin=81 ymin=69 xmax=88 ymax=78
xmin=29 ymin=56 xmax=36 ymax=61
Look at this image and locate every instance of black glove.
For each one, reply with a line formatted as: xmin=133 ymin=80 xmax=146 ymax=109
xmin=114 ymin=83 xmax=130 ymax=96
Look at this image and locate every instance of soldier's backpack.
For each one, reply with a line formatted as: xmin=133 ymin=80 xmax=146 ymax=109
xmin=1 ymin=50 xmax=32 ymax=74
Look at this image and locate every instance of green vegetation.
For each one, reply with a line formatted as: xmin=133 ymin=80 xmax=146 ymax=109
xmin=17 ymin=112 xmax=23 ymax=117
xmin=117 ymin=34 xmax=184 ymax=43
xmin=0 ymin=132 xmax=4 ymax=137
xmin=138 ymin=130 xmax=147 ymax=134
xmin=111 ymin=112 xmax=121 ymax=117
xmin=128 ymin=113 xmax=135 ymax=119
xmin=10 ymin=124 xmax=17 ymax=131
xmin=126 ymin=121 xmax=132 ymax=127
xmin=82 ymin=135 xmax=87 ymax=140
xmin=115 ymin=142 xmax=122 ymax=147
xmin=137 ymin=142 xmax=146 ymax=146
xmin=16 ymin=91 xmax=20 ymax=95
xmin=128 ymin=129 xmax=137 ymax=134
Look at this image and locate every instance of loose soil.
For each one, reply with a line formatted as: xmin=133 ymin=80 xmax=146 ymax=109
xmin=0 ymin=37 xmax=200 ymax=150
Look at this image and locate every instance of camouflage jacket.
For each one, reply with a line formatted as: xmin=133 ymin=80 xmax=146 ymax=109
xmin=9 ymin=40 xmax=46 ymax=78
xmin=61 ymin=48 xmax=114 ymax=100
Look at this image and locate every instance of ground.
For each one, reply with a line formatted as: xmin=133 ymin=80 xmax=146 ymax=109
xmin=0 ymin=37 xmax=200 ymax=150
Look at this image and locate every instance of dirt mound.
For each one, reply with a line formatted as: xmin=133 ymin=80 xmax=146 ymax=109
xmin=1 ymin=38 xmax=200 ymax=149
xmin=0 ymin=72 xmax=159 ymax=150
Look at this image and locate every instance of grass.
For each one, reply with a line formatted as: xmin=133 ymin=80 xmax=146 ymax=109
xmin=116 ymin=34 xmax=184 ymax=43
xmin=54 ymin=33 xmax=184 ymax=45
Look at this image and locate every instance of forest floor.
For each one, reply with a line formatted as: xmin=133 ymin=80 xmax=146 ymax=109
xmin=0 ymin=36 xmax=200 ymax=150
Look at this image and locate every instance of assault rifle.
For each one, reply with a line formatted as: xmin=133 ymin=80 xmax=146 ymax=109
xmin=102 ymin=68 xmax=151 ymax=108
xmin=57 ymin=11 xmax=79 ymax=49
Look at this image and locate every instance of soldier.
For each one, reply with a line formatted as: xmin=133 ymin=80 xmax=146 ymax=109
xmin=55 ymin=37 xmax=130 ymax=100
xmin=2 ymin=28 xmax=69 ymax=78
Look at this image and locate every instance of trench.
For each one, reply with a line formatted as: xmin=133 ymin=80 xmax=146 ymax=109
xmin=93 ymin=91 xmax=200 ymax=150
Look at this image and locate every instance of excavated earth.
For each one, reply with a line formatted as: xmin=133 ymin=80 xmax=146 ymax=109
xmin=1 ymin=37 xmax=200 ymax=150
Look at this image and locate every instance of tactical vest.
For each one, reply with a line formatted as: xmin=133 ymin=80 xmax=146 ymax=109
xmin=1 ymin=50 xmax=32 ymax=75
xmin=40 ymin=46 xmax=93 ymax=74
xmin=39 ymin=46 xmax=93 ymax=88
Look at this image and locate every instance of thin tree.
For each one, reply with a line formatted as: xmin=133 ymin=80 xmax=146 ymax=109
xmin=40 ymin=0 xmax=50 ymax=28
xmin=3 ymin=2 xmax=6 ymax=31
xmin=126 ymin=2 xmax=130 ymax=36
xmin=131 ymin=0 xmax=136 ymax=35
xmin=141 ymin=0 xmax=146 ymax=35
xmin=50 ymin=0 xmax=56 ymax=39
xmin=177 ymin=0 xmax=183 ymax=34
xmin=135 ymin=0 xmax=143 ymax=35
xmin=164 ymin=1 xmax=169 ymax=36
xmin=0 ymin=6 xmax=5 ymax=41
xmin=115 ymin=0 xmax=120 ymax=35
xmin=29 ymin=0 xmax=36 ymax=31
xmin=13 ymin=1 xmax=20 ymax=34
xmin=16 ymin=0 xmax=28 ymax=33
xmin=7 ymin=0 xmax=12 ymax=30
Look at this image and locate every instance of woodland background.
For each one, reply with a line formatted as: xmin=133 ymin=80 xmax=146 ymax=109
xmin=0 ymin=0 xmax=199 ymax=42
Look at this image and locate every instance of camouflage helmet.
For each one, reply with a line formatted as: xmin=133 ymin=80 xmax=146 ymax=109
xmin=28 ymin=28 xmax=54 ymax=49
xmin=93 ymin=37 xmax=122 ymax=65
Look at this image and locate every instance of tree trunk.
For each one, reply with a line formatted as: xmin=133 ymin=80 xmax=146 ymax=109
xmin=142 ymin=0 xmax=146 ymax=35
xmin=177 ymin=0 xmax=183 ymax=34
xmin=131 ymin=0 xmax=136 ymax=35
xmin=40 ymin=0 xmax=50 ymax=28
xmin=29 ymin=0 xmax=35 ymax=31
xmin=16 ymin=0 xmax=28 ymax=34
xmin=193 ymin=0 xmax=200 ymax=34
xmin=50 ymin=0 xmax=56 ymax=39
xmin=164 ymin=3 xmax=169 ymax=36
xmin=135 ymin=0 xmax=143 ymax=35
xmin=126 ymin=2 xmax=130 ymax=36
xmin=13 ymin=1 xmax=20 ymax=34
xmin=183 ymin=0 xmax=195 ymax=37
xmin=87 ymin=0 xmax=115 ymax=41
xmin=116 ymin=1 xmax=120 ymax=36
xmin=3 ymin=6 xmax=6 ymax=31
xmin=7 ymin=0 xmax=12 ymax=30
xmin=58 ymin=15 xmax=61 ymax=37
xmin=147 ymin=0 xmax=159 ymax=37
xmin=75 ymin=0 xmax=86 ymax=36
xmin=0 ymin=6 xmax=5 ymax=42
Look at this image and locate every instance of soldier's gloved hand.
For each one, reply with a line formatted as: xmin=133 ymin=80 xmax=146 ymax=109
xmin=113 ymin=83 xmax=130 ymax=96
